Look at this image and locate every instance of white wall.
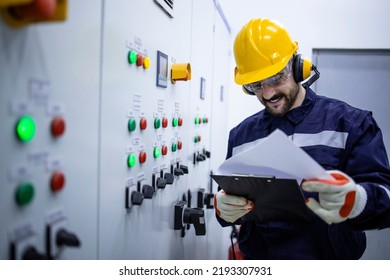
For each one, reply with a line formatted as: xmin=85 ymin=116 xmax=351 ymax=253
xmin=217 ymin=0 xmax=390 ymax=130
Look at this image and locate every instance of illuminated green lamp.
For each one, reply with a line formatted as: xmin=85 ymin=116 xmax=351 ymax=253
xmin=153 ymin=147 xmax=161 ymax=158
xmin=128 ymin=50 xmax=137 ymax=64
xmin=172 ymin=117 xmax=178 ymax=127
xmin=16 ymin=115 xmax=36 ymax=142
xmin=127 ymin=153 xmax=136 ymax=168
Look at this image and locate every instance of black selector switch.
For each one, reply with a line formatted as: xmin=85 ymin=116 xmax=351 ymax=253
xmin=197 ymin=188 xmax=205 ymax=208
xmin=203 ymin=149 xmax=211 ymax=158
xmin=156 ymin=177 xmax=167 ymax=189
xmin=164 ymin=173 xmax=174 ymax=184
xmin=56 ymin=229 xmax=81 ymax=247
xmin=197 ymin=188 xmax=214 ymax=209
xmin=153 ymin=173 xmax=167 ymax=190
xmin=174 ymin=167 xmax=184 ymax=176
xmin=46 ymin=214 xmax=81 ymax=259
xmin=196 ymin=153 xmax=206 ymax=162
xmin=179 ymin=164 xmax=189 ymax=174
xmin=183 ymin=208 xmax=206 ymax=236
xmin=174 ymin=200 xmax=206 ymax=236
xmin=204 ymin=193 xmax=214 ymax=209
xmin=22 ymin=246 xmax=46 ymax=260
xmin=142 ymin=184 xmax=154 ymax=198
xmin=131 ymin=191 xmax=144 ymax=205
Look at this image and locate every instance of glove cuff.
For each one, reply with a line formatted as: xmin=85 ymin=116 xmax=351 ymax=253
xmin=349 ymin=184 xmax=367 ymax=219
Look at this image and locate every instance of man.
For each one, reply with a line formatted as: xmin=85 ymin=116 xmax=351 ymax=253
xmin=214 ymin=18 xmax=390 ymax=259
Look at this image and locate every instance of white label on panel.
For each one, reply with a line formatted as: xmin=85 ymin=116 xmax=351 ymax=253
xmin=46 ymin=208 xmax=65 ymax=224
xmin=29 ymin=78 xmax=50 ymax=103
xmin=137 ymin=172 xmax=145 ymax=181
xmin=47 ymin=103 xmax=65 ymax=116
xmin=8 ymin=222 xmax=35 ymax=242
xmin=8 ymin=100 xmax=32 ymax=116
xmin=8 ymin=165 xmax=32 ymax=182
xmin=46 ymin=158 xmax=63 ymax=172
xmin=125 ymin=177 xmax=135 ymax=187
xmin=27 ymin=151 xmax=49 ymax=165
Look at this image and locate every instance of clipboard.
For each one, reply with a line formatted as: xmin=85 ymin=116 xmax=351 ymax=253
xmin=211 ymin=174 xmax=312 ymax=223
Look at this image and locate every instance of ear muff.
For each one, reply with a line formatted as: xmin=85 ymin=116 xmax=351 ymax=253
xmin=293 ymin=54 xmax=313 ymax=83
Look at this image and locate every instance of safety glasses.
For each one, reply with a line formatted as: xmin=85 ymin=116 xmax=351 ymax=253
xmin=244 ymin=59 xmax=293 ymax=94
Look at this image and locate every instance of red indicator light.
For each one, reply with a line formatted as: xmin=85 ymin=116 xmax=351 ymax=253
xmin=139 ymin=151 xmax=147 ymax=164
xmin=162 ymin=145 xmax=168 ymax=156
xmin=51 ymin=171 xmax=65 ymax=192
xmin=140 ymin=117 xmax=147 ymax=130
xmin=51 ymin=116 xmax=66 ymax=138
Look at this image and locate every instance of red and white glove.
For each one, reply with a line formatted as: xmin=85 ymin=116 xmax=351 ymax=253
xmin=214 ymin=190 xmax=254 ymax=223
xmin=302 ymin=170 xmax=367 ymax=224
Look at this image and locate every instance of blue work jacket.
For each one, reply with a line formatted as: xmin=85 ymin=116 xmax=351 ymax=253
xmin=218 ymin=86 xmax=390 ymax=259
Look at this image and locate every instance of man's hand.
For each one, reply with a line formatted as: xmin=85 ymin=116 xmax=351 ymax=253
xmin=214 ymin=189 xmax=254 ymax=223
xmin=302 ymin=170 xmax=367 ymax=224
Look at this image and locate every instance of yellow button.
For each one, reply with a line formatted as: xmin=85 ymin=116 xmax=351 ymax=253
xmin=143 ymin=56 xmax=151 ymax=69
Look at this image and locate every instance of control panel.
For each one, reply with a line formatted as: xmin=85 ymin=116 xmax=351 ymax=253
xmin=0 ymin=0 xmax=232 ymax=259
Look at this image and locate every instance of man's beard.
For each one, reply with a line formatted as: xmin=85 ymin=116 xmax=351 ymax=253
xmin=263 ymin=84 xmax=300 ymax=117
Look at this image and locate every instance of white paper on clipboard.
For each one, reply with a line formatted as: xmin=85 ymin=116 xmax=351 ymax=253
xmin=215 ymin=129 xmax=333 ymax=184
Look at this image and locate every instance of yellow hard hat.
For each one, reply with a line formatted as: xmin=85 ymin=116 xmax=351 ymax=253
xmin=234 ymin=18 xmax=298 ymax=85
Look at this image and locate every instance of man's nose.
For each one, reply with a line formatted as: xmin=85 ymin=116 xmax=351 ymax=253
xmin=260 ymin=85 xmax=276 ymax=100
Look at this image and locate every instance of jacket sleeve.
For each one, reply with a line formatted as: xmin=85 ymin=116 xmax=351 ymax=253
xmin=342 ymin=112 xmax=390 ymax=230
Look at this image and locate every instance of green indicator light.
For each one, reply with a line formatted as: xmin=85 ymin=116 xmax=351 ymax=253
xmin=172 ymin=143 xmax=177 ymax=152
xmin=128 ymin=118 xmax=136 ymax=132
xmin=15 ymin=182 xmax=35 ymax=206
xmin=194 ymin=136 xmax=199 ymax=143
xmin=154 ymin=118 xmax=161 ymax=129
xmin=128 ymin=50 xmax=137 ymax=64
xmin=127 ymin=153 xmax=136 ymax=168
xmin=172 ymin=118 xmax=178 ymax=127
xmin=153 ymin=147 xmax=161 ymax=158
xmin=16 ymin=116 xmax=36 ymax=142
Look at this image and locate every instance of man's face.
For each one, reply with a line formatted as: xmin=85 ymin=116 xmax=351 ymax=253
xmin=256 ymin=77 xmax=300 ymax=117
xmin=243 ymin=60 xmax=303 ymax=117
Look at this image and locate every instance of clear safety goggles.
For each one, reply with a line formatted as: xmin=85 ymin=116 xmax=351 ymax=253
xmin=243 ymin=59 xmax=293 ymax=94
